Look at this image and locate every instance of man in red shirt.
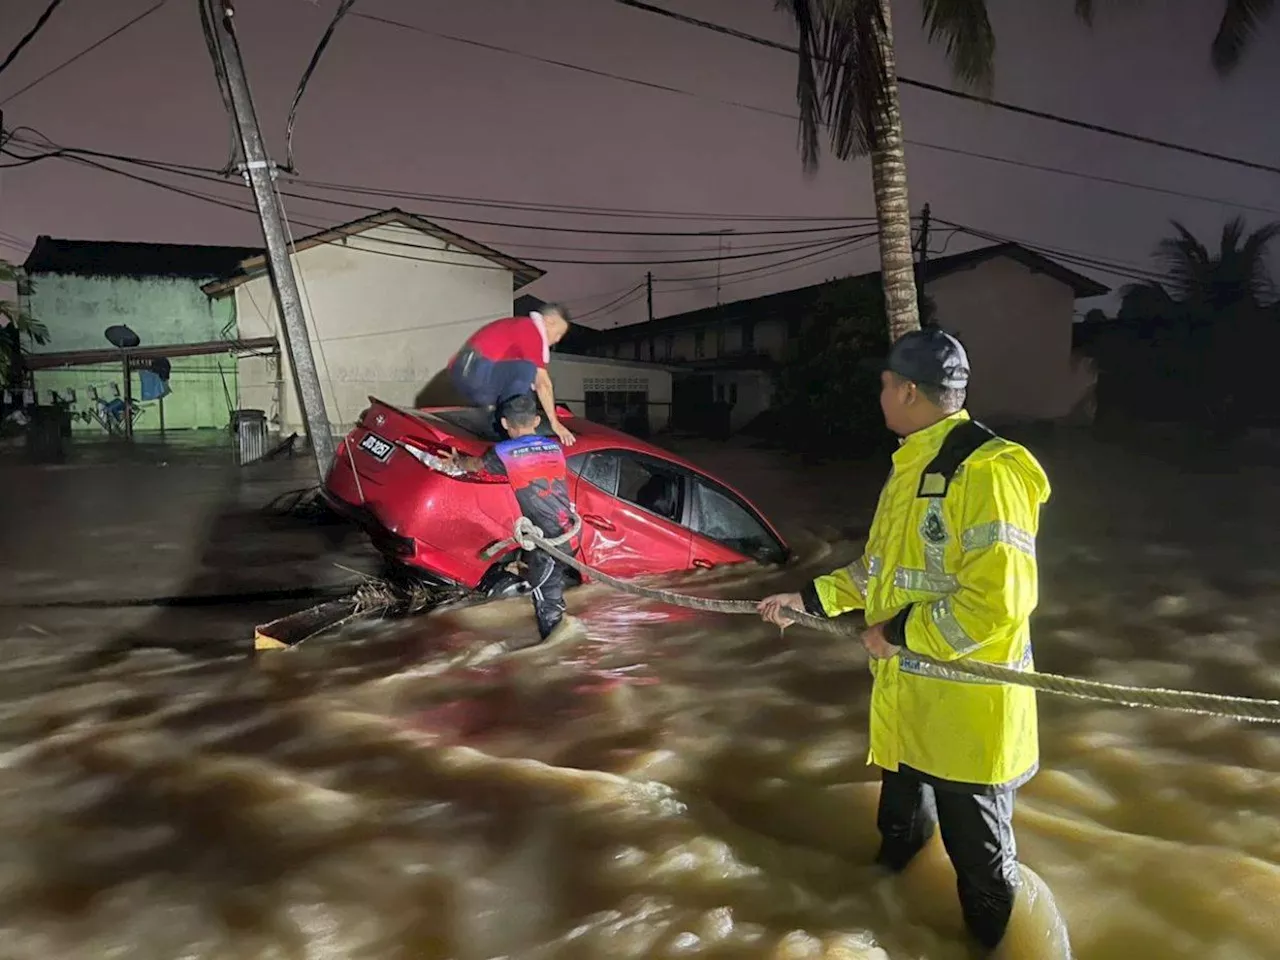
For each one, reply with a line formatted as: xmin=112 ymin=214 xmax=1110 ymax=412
xmin=448 ymin=305 xmax=576 ymax=446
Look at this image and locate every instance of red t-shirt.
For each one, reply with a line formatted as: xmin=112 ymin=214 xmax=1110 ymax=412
xmin=467 ymin=315 xmax=549 ymax=367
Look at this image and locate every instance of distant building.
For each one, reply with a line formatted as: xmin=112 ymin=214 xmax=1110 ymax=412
xmin=574 ymin=243 xmax=1109 ymax=430
xmin=21 ymin=236 xmax=264 ymax=431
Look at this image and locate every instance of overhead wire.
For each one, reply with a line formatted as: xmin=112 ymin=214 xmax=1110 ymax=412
xmin=1 ymin=140 xmax=879 ymax=273
xmin=0 ymin=0 xmax=66 ymax=79
xmin=284 ymin=0 xmax=358 ymax=173
xmin=608 ymin=0 xmax=1280 ymax=178
xmin=350 ymin=11 xmax=1280 ymax=221
xmin=196 ymin=0 xmax=239 ymax=173
xmin=0 ymin=0 xmax=169 ymax=106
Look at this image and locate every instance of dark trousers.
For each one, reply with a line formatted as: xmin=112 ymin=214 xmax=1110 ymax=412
xmin=449 ymin=345 xmax=536 ymax=410
xmin=523 ymin=549 xmax=567 ymax=641
xmin=876 ymin=768 xmax=1020 ymax=951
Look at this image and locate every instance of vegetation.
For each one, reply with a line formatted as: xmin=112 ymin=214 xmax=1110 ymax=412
xmin=770 ymin=275 xmax=894 ymax=451
xmin=773 ymin=1 xmax=1274 ymax=342
xmin=1083 ymin=217 xmax=1280 ymax=435
xmin=0 ymin=260 xmax=48 ymax=385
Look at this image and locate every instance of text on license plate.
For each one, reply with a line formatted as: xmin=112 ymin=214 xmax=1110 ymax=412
xmin=357 ymin=432 xmax=394 ymax=462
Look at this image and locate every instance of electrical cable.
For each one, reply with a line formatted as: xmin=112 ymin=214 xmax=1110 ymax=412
xmin=197 ymin=0 xmax=239 ymax=173
xmin=0 ymin=0 xmax=169 ymax=107
xmin=608 ymin=0 xmax=1280 ymax=177
xmin=351 ymin=12 xmax=1280 ymax=219
xmin=2 ymin=143 xmax=879 ymax=273
xmin=284 ymin=0 xmax=358 ymax=172
xmin=0 ymin=0 xmax=65 ymax=79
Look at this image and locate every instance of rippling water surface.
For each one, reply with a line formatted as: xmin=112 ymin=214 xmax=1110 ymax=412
xmin=0 ymin=433 xmax=1278 ymax=959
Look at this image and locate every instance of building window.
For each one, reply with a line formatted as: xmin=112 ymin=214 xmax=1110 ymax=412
xmin=715 ymin=327 xmax=726 ymax=356
xmin=694 ymin=330 xmax=706 ymax=359
xmin=742 ymin=321 xmax=755 ymax=352
xmin=584 ymin=388 xmax=650 ymax=437
xmin=647 ymin=339 xmax=655 ymax=361
xmin=664 ymin=335 xmax=674 ymax=359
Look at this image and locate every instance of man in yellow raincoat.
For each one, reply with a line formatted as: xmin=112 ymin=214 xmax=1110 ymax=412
xmin=759 ymin=328 xmax=1051 ymax=952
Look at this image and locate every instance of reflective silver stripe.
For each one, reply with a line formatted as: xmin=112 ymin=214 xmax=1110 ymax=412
xmin=926 ymin=597 xmax=981 ymax=655
xmin=893 ymin=567 xmax=958 ymax=593
xmin=961 ymin=521 xmax=1035 ymax=557
xmin=843 ymin=555 xmax=884 ymax=595
xmin=899 ymin=647 xmax=1034 ymax=686
xmin=919 ymin=499 xmax=949 ymax=576
xmin=843 ymin=558 xmax=870 ymax=594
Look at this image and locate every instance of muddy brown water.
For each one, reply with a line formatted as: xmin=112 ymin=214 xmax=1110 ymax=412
xmin=0 ymin=434 xmax=1278 ymax=959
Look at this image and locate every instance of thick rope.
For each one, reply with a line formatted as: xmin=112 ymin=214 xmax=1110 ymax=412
xmin=481 ymin=513 xmax=582 ymax=561
xmin=511 ymin=518 xmax=1280 ymax=725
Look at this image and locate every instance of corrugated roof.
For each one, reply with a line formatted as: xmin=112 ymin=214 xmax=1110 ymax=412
xmin=23 ymin=236 xmax=260 ymax=280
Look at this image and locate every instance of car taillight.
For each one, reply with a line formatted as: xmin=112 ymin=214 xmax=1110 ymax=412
xmin=398 ymin=437 xmax=507 ymax=484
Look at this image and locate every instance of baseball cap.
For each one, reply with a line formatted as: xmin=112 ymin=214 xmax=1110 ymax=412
xmin=885 ymin=328 xmax=970 ymax=390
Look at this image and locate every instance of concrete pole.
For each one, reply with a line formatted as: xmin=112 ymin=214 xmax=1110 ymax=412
xmin=205 ymin=0 xmax=335 ymax=477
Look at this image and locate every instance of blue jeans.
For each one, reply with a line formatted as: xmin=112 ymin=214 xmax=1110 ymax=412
xmin=449 ymin=346 xmax=537 ymax=409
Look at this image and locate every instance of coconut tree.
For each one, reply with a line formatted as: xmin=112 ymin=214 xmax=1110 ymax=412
xmin=775 ymin=0 xmax=1276 ymax=342
xmin=0 ymin=260 xmax=48 ymax=385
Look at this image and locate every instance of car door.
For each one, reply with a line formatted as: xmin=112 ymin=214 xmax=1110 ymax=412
xmin=567 ymin=448 xmax=693 ymax=577
xmin=687 ymin=473 xmax=789 ymax=569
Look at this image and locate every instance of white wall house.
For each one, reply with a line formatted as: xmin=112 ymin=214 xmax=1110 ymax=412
xmin=548 ymin=353 xmax=675 ymax=436
xmin=202 ymin=209 xmax=544 ymax=437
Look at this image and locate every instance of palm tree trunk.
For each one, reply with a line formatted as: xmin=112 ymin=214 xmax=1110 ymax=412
xmin=869 ymin=0 xmax=919 ymax=342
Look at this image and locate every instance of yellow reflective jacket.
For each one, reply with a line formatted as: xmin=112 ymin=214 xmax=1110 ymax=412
xmin=804 ymin=411 xmax=1051 ymax=792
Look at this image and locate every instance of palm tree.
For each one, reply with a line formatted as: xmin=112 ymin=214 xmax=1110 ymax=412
xmin=774 ymin=0 xmax=1275 ymax=342
xmin=0 ymin=260 xmax=49 ymax=385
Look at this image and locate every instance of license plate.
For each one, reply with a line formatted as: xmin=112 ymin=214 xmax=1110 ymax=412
xmin=357 ymin=431 xmax=394 ymax=463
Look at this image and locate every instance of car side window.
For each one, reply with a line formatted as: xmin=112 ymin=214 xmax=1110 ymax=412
xmin=579 ymin=451 xmax=620 ymax=495
xmin=690 ymin=478 xmax=785 ymax=563
xmin=566 ymin=452 xmax=588 ymax=477
xmin=616 ymin=455 xmax=684 ymax=524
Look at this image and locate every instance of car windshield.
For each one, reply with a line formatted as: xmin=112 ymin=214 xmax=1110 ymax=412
xmin=418 ymin=407 xmax=503 ymax=441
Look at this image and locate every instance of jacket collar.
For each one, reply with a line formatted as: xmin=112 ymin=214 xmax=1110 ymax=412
xmin=892 ymin=409 xmax=971 ymax=467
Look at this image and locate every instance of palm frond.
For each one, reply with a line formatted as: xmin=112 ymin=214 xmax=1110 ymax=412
xmin=0 ymin=261 xmax=16 ymax=285
xmin=775 ymin=0 xmax=887 ymax=171
xmin=1212 ymin=0 xmax=1276 ymax=74
xmin=920 ymin=0 xmax=996 ymax=94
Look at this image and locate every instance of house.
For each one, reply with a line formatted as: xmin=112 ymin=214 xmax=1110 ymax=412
xmin=20 ymin=237 xmax=268 ymax=431
xmin=575 ymin=243 xmax=1110 ymax=429
xmin=501 ymin=295 xmax=675 ymax=435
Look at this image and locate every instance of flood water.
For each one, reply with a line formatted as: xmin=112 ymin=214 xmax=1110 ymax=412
xmin=0 ymin=431 xmax=1278 ymax=959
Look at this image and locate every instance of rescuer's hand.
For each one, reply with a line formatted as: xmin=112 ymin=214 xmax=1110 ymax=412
xmin=758 ymin=592 xmax=804 ymax=628
xmin=861 ymin=622 xmax=902 ymax=660
xmin=553 ymin=421 xmax=577 ymax=446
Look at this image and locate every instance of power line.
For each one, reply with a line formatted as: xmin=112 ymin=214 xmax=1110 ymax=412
xmin=285 ymin=0 xmax=358 ymax=172
xmin=0 ymin=0 xmax=66 ymax=79
xmin=0 ymin=0 xmax=167 ymax=106
xmin=4 ymin=128 xmax=894 ymax=240
xmin=351 ymin=13 xmax=1280 ymax=221
xmin=609 ymin=0 xmax=1280 ymax=178
xmin=2 ymin=141 xmax=880 ymax=272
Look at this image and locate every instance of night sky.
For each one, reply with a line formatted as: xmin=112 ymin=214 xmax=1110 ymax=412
xmin=2 ymin=0 xmax=1278 ymax=327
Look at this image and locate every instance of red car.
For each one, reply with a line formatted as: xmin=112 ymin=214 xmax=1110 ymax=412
xmin=322 ymin=399 xmax=789 ymax=596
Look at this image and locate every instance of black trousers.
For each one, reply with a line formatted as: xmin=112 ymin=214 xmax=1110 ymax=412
xmin=876 ymin=768 xmax=1020 ymax=951
xmin=523 ymin=549 xmax=567 ymax=641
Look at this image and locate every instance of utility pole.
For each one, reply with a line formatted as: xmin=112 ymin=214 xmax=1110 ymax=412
xmin=206 ymin=0 xmax=335 ymax=476
xmin=646 ymin=271 xmax=654 ymax=323
xmin=916 ymin=203 xmax=931 ymax=324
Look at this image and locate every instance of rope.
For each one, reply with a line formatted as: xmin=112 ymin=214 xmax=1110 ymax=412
xmin=481 ymin=513 xmax=582 ymax=562
xmin=511 ymin=518 xmax=1280 ymax=725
